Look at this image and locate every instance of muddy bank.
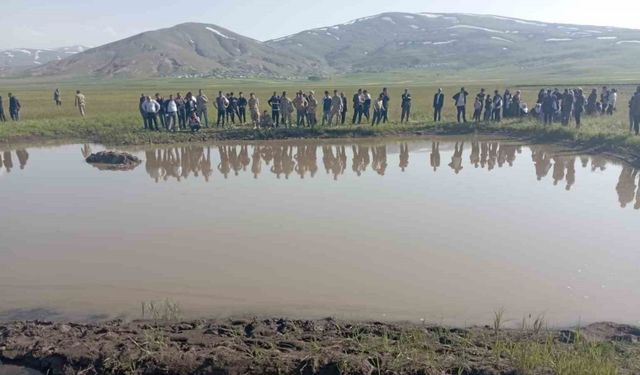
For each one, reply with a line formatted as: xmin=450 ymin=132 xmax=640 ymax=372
xmin=1 ymin=319 xmax=639 ymax=375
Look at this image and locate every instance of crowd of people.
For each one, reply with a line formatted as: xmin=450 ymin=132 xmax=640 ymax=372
xmin=2 ymin=85 xmax=639 ymax=135
xmin=136 ymin=85 xmax=640 ymax=134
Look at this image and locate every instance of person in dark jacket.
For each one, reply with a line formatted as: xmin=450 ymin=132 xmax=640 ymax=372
xmin=476 ymin=88 xmax=486 ymax=114
xmin=227 ymin=93 xmax=238 ymax=124
xmin=492 ymin=91 xmax=503 ymax=122
xmin=452 ymin=87 xmax=469 ymax=123
xmin=586 ymin=89 xmax=598 ymax=115
xmin=381 ymin=88 xmax=390 ymax=123
xmin=139 ymin=93 xmax=146 ymax=128
xmin=352 ymin=89 xmax=363 ymax=124
xmin=0 ymin=96 xmax=8 ymax=122
xmin=542 ymin=90 xmax=556 ymax=125
xmin=268 ymin=92 xmax=280 ymax=127
xmin=341 ymin=92 xmax=348 ymax=125
xmin=502 ymin=89 xmax=512 ymax=118
xmin=574 ymin=88 xmax=586 ymax=128
xmin=154 ymin=93 xmax=165 ymax=128
xmin=433 ymin=88 xmax=444 ymax=122
xmin=362 ymin=90 xmax=371 ymax=123
xmin=321 ymin=91 xmax=332 ymax=126
xmin=400 ymin=88 xmax=412 ymax=123
xmin=630 ymin=86 xmax=640 ymax=135
xmin=238 ymin=92 xmax=247 ymax=124
xmin=8 ymin=93 xmax=20 ymax=121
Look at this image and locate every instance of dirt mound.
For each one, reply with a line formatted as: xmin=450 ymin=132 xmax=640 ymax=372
xmin=85 ymin=151 xmax=141 ymax=171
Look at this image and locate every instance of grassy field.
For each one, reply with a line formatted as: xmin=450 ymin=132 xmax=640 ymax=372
xmin=0 ymin=78 xmax=638 ymax=163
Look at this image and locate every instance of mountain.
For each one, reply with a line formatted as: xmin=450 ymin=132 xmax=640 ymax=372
xmin=0 ymin=46 xmax=88 ymax=76
xmin=28 ymin=23 xmax=324 ymax=79
xmin=13 ymin=13 xmax=640 ymax=80
xmin=267 ymin=12 xmax=640 ymax=78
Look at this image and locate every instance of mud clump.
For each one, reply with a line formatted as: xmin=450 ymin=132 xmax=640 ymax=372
xmin=85 ymin=151 xmax=141 ymax=171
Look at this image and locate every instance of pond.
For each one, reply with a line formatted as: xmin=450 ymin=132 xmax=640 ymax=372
xmin=0 ymin=137 xmax=638 ymax=326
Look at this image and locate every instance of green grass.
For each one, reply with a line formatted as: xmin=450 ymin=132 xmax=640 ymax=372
xmin=0 ymin=80 xmax=638 ymax=163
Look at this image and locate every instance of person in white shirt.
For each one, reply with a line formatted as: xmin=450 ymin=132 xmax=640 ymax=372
xmin=142 ymin=96 xmax=160 ymax=131
xmin=165 ymin=94 xmax=178 ymax=132
xmin=607 ymin=88 xmax=617 ymax=115
xmin=452 ymin=88 xmax=469 ymax=123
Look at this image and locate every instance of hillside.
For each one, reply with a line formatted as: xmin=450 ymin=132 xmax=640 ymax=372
xmin=28 ymin=23 xmax=325 ymax=79
xmin=13 ymin=13 xmax=640 ymax=80
xmin=268 ymin=12 xmax=640 ymax=78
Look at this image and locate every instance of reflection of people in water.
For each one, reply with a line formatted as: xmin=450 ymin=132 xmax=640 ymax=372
xmin=616 ymin=166 xmax=638 ymax=208
xmin=3 ymin=151 xmax=13 ymax=173
xmin=239 ymin=146 xmax=250 ymax=172
xmin=470 ymin=141 xmax=480 ymax=168
xmin=15 ymin=149 xmax=28 ymax=169
xmin=430 ymin=142 xmax=440 ymax=172
xmin=251 ymin=146 xmax=262 ymax=179
xmin=352 ymin=145 xmax=371 ymax=176
xmin=322 ymin=145 xmax=347 ymax=180
xmin=635 ymin=174 xmax=640 ymax=210
xmin=552 ymin=156 xmax=565 ymax=186
xmin=218 ymin=146 xmax=231 ymax=179
xmin=565 ymin=157 xmax=576 ymax=191
xmin=532 ymin=148 xmax=552 ymax=181
xmin=201 ymin=147 xmax=213 ymax=182
xmin=448 ymin=142 xmax=464 ymax=174
xmin=371 ymin=145 xmax=387 ymax=176
xmin=399 ymin=143 xmax=409 ymax=172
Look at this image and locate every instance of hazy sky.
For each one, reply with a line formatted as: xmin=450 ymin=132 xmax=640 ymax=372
xmin=2 ymin=0 xmax=637 ymax=49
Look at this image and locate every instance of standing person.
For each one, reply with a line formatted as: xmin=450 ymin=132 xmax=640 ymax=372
xmin=8 ymin=93 xmax=20 ymax=121
xmin=502 ymin=89 xmax=512 ymax=118
xmin=155 ymin=94 xmax=165 ymax=129
xmin=293 ymin=91 xmax=307 ymax=127
xmin=493 ymin=90 xmax=503 ymax=122
xmin=352 ymin=89 xmax=363 ymax=124
xmin=175 ymin=93 xmax=186 ymax=130
xmin=237 ymin=92 xmax=247 ymax=124
xmin=484 ymin=95 xmax=493 ymax=121
xmin=512 ymin=90 xmax=522 ymax=117
xmin=433 ymin=88 xmax=444 ymax=122
xmin=139 ymin=94 xmax=147 ymax=128
xmin=53 ymin=88 xmax=62 ymax=106
xmin=381 ymin=88 xmax=390 ymax=124
xmin=452 ymin=87 xmax=469 ymax=123
xmin=372 ymin=93 xmax=384 ymax=126
xmin=142 ymin=96 xmax=160 ymax=131
xmin=74 ymin=90 xmax=86 ymax=117
xmin=248 ymin=93 xmax=260 ymax=129
xmin=542 ymin=90 xmax=556 ymax=125
xmin=185 ymin=92 xmax=197 ymax=123
xmin=561 ymin=89 xmax=574 ymax=126
xmin=166 ymin=94 xmax=178 ymax=132
xmin=268 ymin=92 xmax=281 ymax=127
xmin=196 ymin=89 xmax=209 ymax=127
xmin=600 ymin=86 xmax=609 ymax=114
xmin=322 ymin=91 xmax=332 ymax=126
xmin=227 ymin=92 xmax=239 ymax=125
xmin=476 ymin=88 xmax=486 ymax=115
xmin=307 ymin=91 xmax=318 ymax=127
xmin=341 ymin=92 xmax=348 ymax=125
xmin=472 ymin=96 xmax=482 ymax=122
xmin=630 ymin=86 xmax=640 ymax=135
xmin=607 ymin=88 xmax=617 ymax=115
xmin=215 ymin=91 xmax=228 ymax=127
xmin=400 ymin=88 xmax=412 ymax=123
xmin=279 ymin=91 xmax=292 ymax=127
xmin=587 ymin=89 xmax=598 ymax=115
xmin=0 ymin=96 xmax=6 ymax=122
xmin=362 ymin=90 xmax=371 ymax=123
xmin=329 ymin=89 xmax=343 ymax=126
xmin=574 ymin=88 xmax=586 ymax=128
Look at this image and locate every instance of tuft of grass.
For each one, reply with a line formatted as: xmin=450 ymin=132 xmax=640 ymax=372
xmin=140 ymin=299 xmax=181 ymax=322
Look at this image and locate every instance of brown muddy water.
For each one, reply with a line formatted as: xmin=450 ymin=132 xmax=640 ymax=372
xmin=0 ymin=138 xmax=638 ymax=327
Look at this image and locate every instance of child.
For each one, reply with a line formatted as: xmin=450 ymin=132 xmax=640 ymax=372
xmin=188 ymin=112 xmax=201 ymax=132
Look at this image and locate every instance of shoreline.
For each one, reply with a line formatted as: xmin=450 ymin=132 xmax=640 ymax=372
xmin=1 ymin=120 xmax=640 ymax=167
xmin=1 ymin=318 xmax=638 ymax=375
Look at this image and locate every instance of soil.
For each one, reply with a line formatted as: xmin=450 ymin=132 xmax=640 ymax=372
xmin=1 ymin=319 xmax=639 ymax=375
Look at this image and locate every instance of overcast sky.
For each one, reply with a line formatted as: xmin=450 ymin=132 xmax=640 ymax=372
xmin=1 ymin=0 xmax=637 ymax=50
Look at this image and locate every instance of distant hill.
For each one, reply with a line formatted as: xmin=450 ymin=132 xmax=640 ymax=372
xmin=0 ymin=46 xmax=88 ymax=76
xmin=27 ymin=23 xmax=324 ymax=79
xmin=11 ymin=13 xmax=640 ymax=80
